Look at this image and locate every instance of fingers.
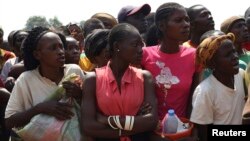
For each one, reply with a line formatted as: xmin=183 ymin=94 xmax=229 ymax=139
xmin=62 ymin=81 xmax=75 ymax=89
xmin=53 ymin=102 xmax=74 ymax=120
xmin=62 ymin=82 xmax=82 ymax=98
xmin=39 ymin=101 xmax=74 ymax=120
xmin=139 ymin=102 xmax=152 ymax=115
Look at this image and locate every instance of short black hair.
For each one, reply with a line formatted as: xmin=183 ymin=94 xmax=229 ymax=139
xmin=145 ymin=24 xmax=159 ymax=46
xmin=187 ymin=4 xmax=204 ymax=22
xmin=200 ymin=30 xmax=225 ymax=43
xmin=84 ymin=29 xmax=110 ymax=62
xmin=83 ymin=18 xmax=105 ymax=37
xmin=23 ymin=26 xmax=66 ymax=70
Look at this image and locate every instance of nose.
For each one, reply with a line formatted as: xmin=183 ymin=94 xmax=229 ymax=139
xmin=243 ymin=24 xmax=248 ymax=32
xmin=58 ymin=47 xmax=65 ymax=55
xmin=183 ymin=19 xmax=190 ymax=29
xmin=208 ymin=13 xmax=213 ymax=19
xmin=73 ymin=48 xmax=80 ymax=54
xmin=233 ymin=51 xmax=239 ymax=60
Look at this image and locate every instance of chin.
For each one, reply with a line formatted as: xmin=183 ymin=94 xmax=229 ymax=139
xmin=233 ymin=68 xmax=239 ymax=74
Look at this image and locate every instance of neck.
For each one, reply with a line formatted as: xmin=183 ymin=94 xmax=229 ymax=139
xmin=236 ymin=43 xmax=244 ymax=55
xmin=39 ymin=65 xmax=64 ymax=84
xmin=109 ymin=58 xmax=128 ymax=79
xmin=213 ymin=71 xmax=235 ymax=89
xmin=190 ymin=33 xmax=203 ymax=47
xmin=160 ymin=39 xmax=180 ymax=53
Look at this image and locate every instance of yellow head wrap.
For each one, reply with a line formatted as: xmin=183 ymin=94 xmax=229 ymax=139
xmin=196 ymin=33 xmax=235 ymax=68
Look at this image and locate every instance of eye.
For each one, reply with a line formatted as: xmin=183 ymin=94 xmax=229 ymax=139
xmin=185 ymin=17 xmax=190 ymax=23
xmin=174 ymin=18 xmax=182 ymax=23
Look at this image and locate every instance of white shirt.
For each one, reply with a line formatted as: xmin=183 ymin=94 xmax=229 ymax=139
xmin=0 ymin=57 xmax=19 ymax=82
xmin=5 ymin=64 xmax=85 ymax=118
xmin=190 ymin=71 xmax=245 ymax=125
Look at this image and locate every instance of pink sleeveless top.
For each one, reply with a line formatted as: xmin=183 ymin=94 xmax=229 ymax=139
xmin=95 ymin=62 xmax=144 ymax=141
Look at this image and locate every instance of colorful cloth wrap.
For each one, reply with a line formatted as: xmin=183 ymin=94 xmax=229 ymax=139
xmin=196 ymin=33 xmax=235 ymax=68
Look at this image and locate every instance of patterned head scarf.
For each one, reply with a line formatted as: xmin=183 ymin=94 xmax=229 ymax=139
xmin=196 ymin=33 xmax=235 ymax=68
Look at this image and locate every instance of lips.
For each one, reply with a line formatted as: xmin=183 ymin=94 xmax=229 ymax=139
xmin=232 ymin=61 xmax=239 ymax=68
xmin=72 ymin=56 xmax=80 ymax=62
xmin=243 ymin=33 xmax=250 ymax=40
xmin=181 ymin=30 xmax=190 ymax=34
xmin=58 ymin=56 xmax=65 ymax=62
xmin=208 ymin=20 xmax=215 ymax=26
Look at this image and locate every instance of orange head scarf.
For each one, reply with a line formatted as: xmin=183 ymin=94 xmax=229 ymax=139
xmin=196 ymin=33 xmax=235 ymax=68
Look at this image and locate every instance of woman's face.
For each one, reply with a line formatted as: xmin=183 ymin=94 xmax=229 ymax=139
xmin=65 ymin=37 xmax=80 ymax=64
xmin=117 ymin=30 xmax=144 ymax=65
xmin=214 ymin=39 xmax=239 ymax=75
xmin=35 ymin=32 xmax=65 ymax=68
xmin=13 ymin=31 xmax=28 ymax=56
xmin=161 ymin=8 xmax=190 ymax=42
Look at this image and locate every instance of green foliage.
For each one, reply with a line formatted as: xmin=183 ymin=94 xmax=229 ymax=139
xmin=25 ymin=16 xmax=50 ymax=31
xmin=25 ymin=16 xmax=63 ymax=30
xmin=79 ymin=20 xmax=85 ymax=29
xmin=48 ymin=16 xmax=63 ymax=28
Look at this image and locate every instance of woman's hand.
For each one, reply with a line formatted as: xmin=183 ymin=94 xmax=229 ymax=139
xmin=36 ymin=100 xmax=74 ymax=120
xmin=137 ymin=102 xmax=152 ymax=115
xmin=62 ymin=81 xmax=82 ymax=99
xmin=96 ymin=112 xmax=108 ymax=125
xmin=5 ymin=77 xmax=15 ymax=92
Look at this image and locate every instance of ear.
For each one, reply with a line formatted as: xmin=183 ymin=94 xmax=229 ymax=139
xmin=90 ymin=57 xmax=97 ymax=64
xmin=158 ymin=21 xmax=165 ymax=32
xmin=113 ymin=41 xmax=120 ymax=52
xmin=190 ymin=21 xmax=196 ymax=30
xmin=207 ymin=57 xmax=216 ymax=70
xmin=33 ymin=50 xmax=41 ymax=60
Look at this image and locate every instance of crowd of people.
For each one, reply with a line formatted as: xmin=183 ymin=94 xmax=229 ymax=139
xmin=0 ymin=2 xmax=250 ymax=141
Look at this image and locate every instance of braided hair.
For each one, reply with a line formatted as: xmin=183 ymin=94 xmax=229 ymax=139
xmin=23 ymin=26 xmax=66 ymax=70
xmin=155 ymin=2 xmax=185 ymax=39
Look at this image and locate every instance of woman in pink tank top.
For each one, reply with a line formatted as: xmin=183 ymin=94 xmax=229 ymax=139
xmin=81 ymin=23 xmax=158 ymax=141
